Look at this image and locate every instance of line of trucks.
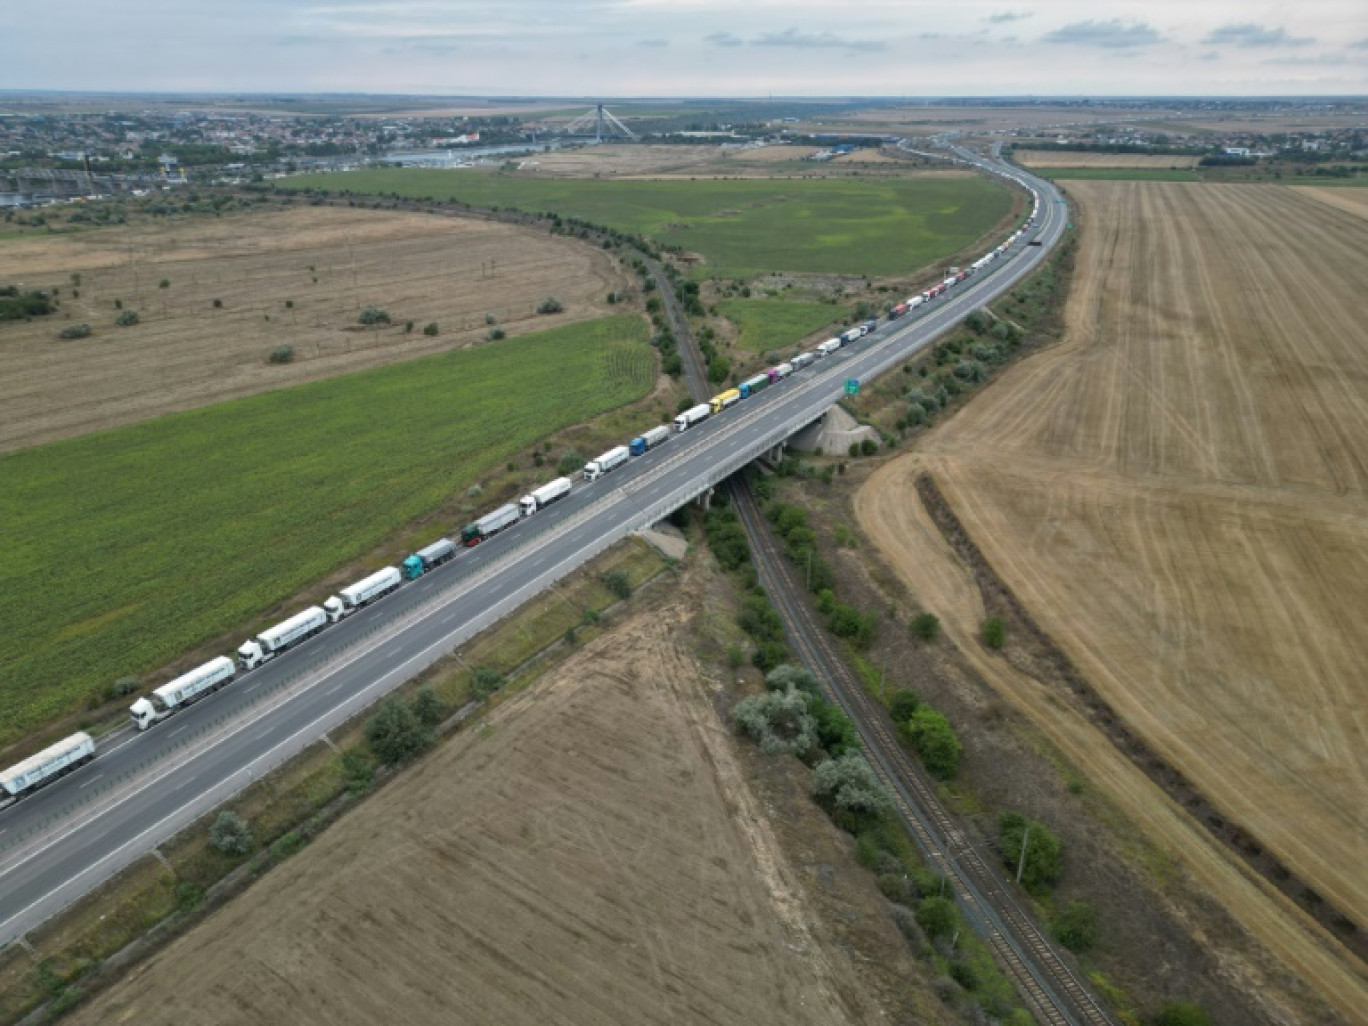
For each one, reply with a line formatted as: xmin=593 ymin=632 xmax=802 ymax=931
xmin=1 ymin=193 xmax=1043 ymax=802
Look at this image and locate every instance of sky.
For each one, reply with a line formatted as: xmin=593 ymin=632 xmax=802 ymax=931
xmin=4 ymin=0 xmax=1366 ymax=97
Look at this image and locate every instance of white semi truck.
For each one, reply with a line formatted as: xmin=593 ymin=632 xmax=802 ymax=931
xmin=673 ymin=404 xmax=711 ymax=432
xmin=237 ymin=606 xmax=328 ymax=670
xmin=519 ymin=476 xmax=573 ymax=517
xmin=583 ymin=445 xmax=630 ymax=482
xmin=129 ymin=655 xmax=237 ymax=730
xmin=324 ymin=566 xmax=402 ymax=623
xmin=0 ymin=732 xmax=96 ymax=804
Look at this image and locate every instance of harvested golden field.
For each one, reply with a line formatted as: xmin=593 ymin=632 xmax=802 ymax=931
xmin=70 ymin=602 xmax=880 ymax=1026
xmin=1013 ymin=150 xmax=1202 ymax=168
xmin=858 ymin=182 xmax=1368 ymax=1019
xmin=1295 ymin=186 xmax=1368 ymax=221
xmin=0 ymin=206 xmax=621 ymax=451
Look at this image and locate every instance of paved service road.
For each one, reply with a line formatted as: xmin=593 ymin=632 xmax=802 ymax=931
xmin=0 ymin=153 xmax=1066 ymax=946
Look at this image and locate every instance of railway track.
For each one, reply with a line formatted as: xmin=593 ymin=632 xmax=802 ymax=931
xmin=729 ymin=476 xmax=1116 ymax=1026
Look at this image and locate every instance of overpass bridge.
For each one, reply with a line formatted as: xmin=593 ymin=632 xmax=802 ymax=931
xmin=0 ymin=152 xmax=1067 ymax=947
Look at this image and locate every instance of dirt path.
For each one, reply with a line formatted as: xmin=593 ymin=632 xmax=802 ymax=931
xmin=70 ymin=597 xmax=871 ymax=1026
xmin=856 ymin=181 xmax=1368 ymax=1022
xmin=0 ymin=206 xmax=622 ymax=451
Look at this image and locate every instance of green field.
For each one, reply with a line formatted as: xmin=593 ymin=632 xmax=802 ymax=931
xmin=0 ymin=316 xmax=653 ymax=746
xmin=282 ymin=171 xmax=1012 ymax=279
xmin=1033 ymin=167 xmax=1203 ymax=182
xmin=716 ymin=298 xmax=840 ymax=354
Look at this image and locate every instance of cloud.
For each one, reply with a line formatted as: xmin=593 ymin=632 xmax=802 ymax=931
xmin=636 ymin=38 xmax=669 ymax=47
xmin=750 ymin=28 xmax=885 ymax=49
xmin=1348 ymin=38 xmax=1368 ymax=49
xmin=1263 ymin=54 xmax=1352 ymax=66
xmin=1202 ymin=23 xmax=1314 ymax=48
xmin=1042 ymin=19 xmax=1161 ymax=48
xmin=704 ymin=31 xmax=743 ymax=47
xmin=986 ymin=11 xmax=1031 ymax=24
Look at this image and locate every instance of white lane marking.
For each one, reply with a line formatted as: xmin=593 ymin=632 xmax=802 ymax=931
xmin=79 ymin=775 xmax=104 ymax=789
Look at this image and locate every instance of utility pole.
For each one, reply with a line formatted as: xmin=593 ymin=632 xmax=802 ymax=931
xmin=1015 ymin=822 xmax=1031 ymax=885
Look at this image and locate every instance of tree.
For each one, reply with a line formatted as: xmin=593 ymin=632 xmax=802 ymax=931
xmin=365 ymin=696 xmax=430 ymax=764
xmin=810 ymin=698 xmax=858 ymax=758
xmin=733 ymin=687 xmax=818 ymax=758
xmin=915 ymin=895 xmax=957 ymax=940
xmin=906 ymin=707 xmax=962 ymax=778
xmin=114 ymin=310 xmax=140 ymax=326
xmin=706 ymin=355 xmax=731 ymax=384
xmin=209 ymin=810 xmax=253 ymax=856
xmin=411 ymin=686 xmax=444 ymax=727
xmin=910 ymin=612 xmax=940 ymax=642
xmin=1053 ymin=900 xmax=1097 ymax=952
xmin=423 ymin=321 xmax=439 ymax=336
xmin=888 ymin=689 xmax=920 ymax=723
xmin=765 ymin=663 xmax=819 ymax=696
xmin=998 ymin=812 xmax=1063 ymax=894
xmin=1153 ymin=1002 xmax=1213 ymax=1026
xmin=358 ymin=306 xmax=391 ymax=326
xmin=537 ymin=296 xmax=564 ymax=314
xmin=982 ymin=616 xmax=1006 ymax=650
xmin=811 ymin=752 xmax=892 ymax=820
xmin=268 ymin=344 xmax=295 ymax=364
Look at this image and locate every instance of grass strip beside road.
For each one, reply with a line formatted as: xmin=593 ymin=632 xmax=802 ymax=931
xmin=0 ymin=315 xmax=654 ymax=748
xmin=281 ymin=171 xmax=1013 ymax=280
xmin=715 ymin=298 xmax=841 ymax=355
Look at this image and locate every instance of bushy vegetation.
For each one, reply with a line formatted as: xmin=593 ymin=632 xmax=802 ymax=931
xmin=114 ymin=310 xmax=140 ymax=327
xmin=268 ymin=344 xmax=295 ymax=364
xmin=1052 ymin=899 xmax=1097 ymax=952
xmin=364 ymin=695 xmax=431 ymax=765
xmin=0 ymin=316 xmax=654 ymax=744
xmin=358 ymin=306 xmax=391 ymax=326
xmin=57 ymin=323 xmax=92 ymax=340
xmin=733 ymin=686 xmax=819 ymax=758
xmin=1153 ymin=1002 xmax=1213 ymax=1026
xmin=903 ymin=706 xmax=963 ymax=779
xmin=811 ymin=751 xmax=891 ymax=823
xmin=0 ymin=286 xmax=53 ymax=321
xmin=910 ymin=611 xmax=940 ymax=642
xmin=208 ymin=810 xmax=253 ymax=856
xmin=981 ymin=616 xmax=1006 ymax=649
xmin=998 ymin=811 xmax=1063 ymax=895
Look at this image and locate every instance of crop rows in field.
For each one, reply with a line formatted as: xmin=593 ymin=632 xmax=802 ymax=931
xmin=281 ymin=171 xmax=1013 ymax=280
xmin=0 ymin=315 xmax=653 ymax=745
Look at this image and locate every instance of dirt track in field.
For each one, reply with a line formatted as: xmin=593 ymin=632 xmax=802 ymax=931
xmin=1294 ymin=186 xmax=1368 ymax=221
xmin=0 ymin=206 xmax=622 ymax=451
xmin=1012 ymin=150 xmax=1203 ymax=168
xmin=857 ymin=181 xmax=1368 ymax=1019
xmin=70 ymin=600 xmax=876 ymax=1026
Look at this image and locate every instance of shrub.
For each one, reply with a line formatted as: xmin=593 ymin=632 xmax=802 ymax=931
xmin=411 ymin=686 xmax=444 ymax=727
xmin=341 ymin=749 xmax=374 ymax=793
xmin=212 ymin=298 xmax=222 ymax=308
xmin=733 ymin=687 xmax=818 ymax=757
xmin=358 ymin=306 xmax=391 ymax=326
xmin=948 ymin=958 xmax=979 ymax=991
xmin=849 ymin=441 xmax=861 ymax=458
xmin=910 ymin=611 xmax=941 ymax=642
xmin=487 ymin=327 xmax=506 ymax=341
xmin=998 ymin=812 xmax=1063 ymax=894
xmin=905 ymin=706 xmax=962 ymax=779
xmin=114 ymin=310 xmax=140 ymax=326
xmin=1053 ymin=900 xmax=1097 ymax=952
xmin=485 ymin=313 xmax=497 ymax=325
xmin=422 ymin=321 xmax=439 ymax=336
xmin=268 ymin=344 xmax=295 ymax=365
xmin=404 ymin=320 xmax=413 ymax=333
xmin=471 ymin=666 xmax=505 ymax=697
xmin=556 ymin=449 xmax=584 ymax=476
xmin=537 ymin=296 xmax=564 ymax=314
xmin=159 ymin=278 xmax=170 ymax=289
xmin=364 ymin=696 xmax=431 ymax=764
xmin=706 ymin=355 xmax=731 ymax=383
xmin=860 ymin=438 xmax=878 ymax=456
xmin=209 ymin=810 xmax=253 ymax=856
xmin=827 ymin=602 xmax=876 ymax=647
xmin=888 ymin=689 xmax=920 ymax=723
xmin=765 ymin=663 xmax=819 ymax=696
xmin=58 ymin=323 xmax=92 ymax=340
xmin=1153 ymin=1002 xmax=1213 ymax=1026
xmin=602 ymin=569 xmax=632 ymax=600
xmin=751 ymin=641 xmax=788 ymax=673
xmin=964 ymin=308 xmax=990 ymax=334
xmin=810 ymin=696 xmax=858 ymax=757
xmin=982 ymin=617 xmax=1006 ymax=649
xmin=916 ymin=895 xmax=957 ymax=940
xmin=811 ymin=751 xmax=892 ymax=820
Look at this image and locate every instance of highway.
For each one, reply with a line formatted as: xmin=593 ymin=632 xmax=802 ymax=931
xmin=0 ymin=150 xmax=1067 ymax=947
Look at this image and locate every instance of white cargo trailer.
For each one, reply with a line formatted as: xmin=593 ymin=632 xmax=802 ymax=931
xmin=630 ymin=425 xmax=670 ymax=456
xmin=237 ymin=605 xmax=328 ymax=669
xmin=584 ymin=445 xmax=630 ymax=482
xmin=773 ymin=362 xmax=794 ymax=379
xmin=673 ymin=403 xmax=711 ymax=432
xmin=464 ymin=503 xmax=521 ymax=545
xmin=519 ymin=476 xmax=573 ymax=516
xmin=324 ymin=566 xmax=402 ymax=622
xmin=129 ymin=655 xmax=236 ymax=730
xmin=816 ymin=339 xmax=841 ymax=357
xmin=1 ymin=733 xmax=96 ymax=801
xmin=790 ymin=352 xmax=816 ymax=370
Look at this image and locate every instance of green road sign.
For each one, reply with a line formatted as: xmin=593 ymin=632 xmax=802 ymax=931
xmin=844 ymin=378 xmax=860 ymax=396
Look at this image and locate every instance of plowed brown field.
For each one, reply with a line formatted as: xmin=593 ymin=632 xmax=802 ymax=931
xmin=858 ymin=182 xmax=1368 ymax=1018
xmin=69 ymin=602 xmax=876 ymax=1026
xmin=0 ymin=206 xmax=620 ymax=451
